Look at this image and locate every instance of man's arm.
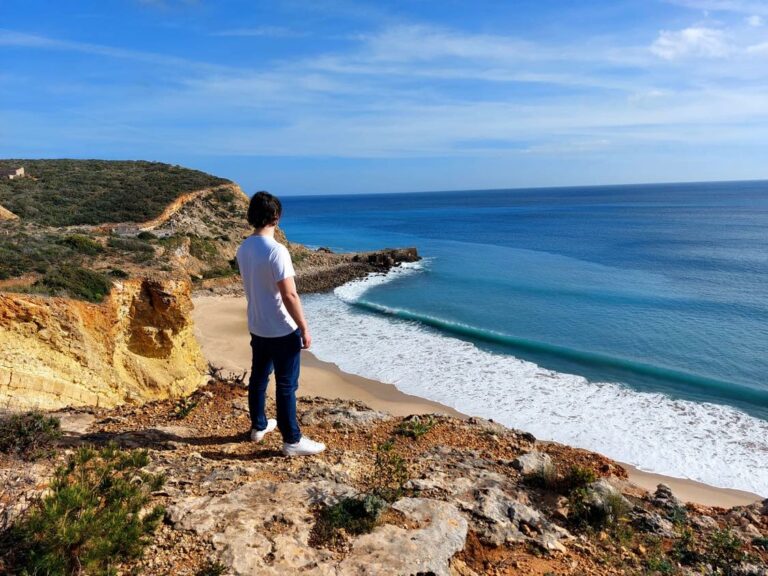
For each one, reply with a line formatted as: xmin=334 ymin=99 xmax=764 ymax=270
xmin=277 ymin=276 xmax=311 ymax=349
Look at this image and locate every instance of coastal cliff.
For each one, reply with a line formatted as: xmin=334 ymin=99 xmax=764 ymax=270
xmin=0 ymin=277 xmax=205 ymax=410
xmin=0 ymin=160 xmax=420 ymax=411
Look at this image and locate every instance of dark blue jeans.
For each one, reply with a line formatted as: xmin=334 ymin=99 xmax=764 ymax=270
xmin=249 ymin=329 xmax=302 ymax=444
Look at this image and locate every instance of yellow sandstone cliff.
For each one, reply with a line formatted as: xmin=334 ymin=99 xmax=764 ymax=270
xmin=0 ymin=277 xmax=206 ymax=410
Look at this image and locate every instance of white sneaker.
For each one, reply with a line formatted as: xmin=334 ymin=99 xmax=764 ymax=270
xmin=250 ymin=419 xmax=277 ymax=443
xmin=282 ymin=436 xmax=326 ymax=457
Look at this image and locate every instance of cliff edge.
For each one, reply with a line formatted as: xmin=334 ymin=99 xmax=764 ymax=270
xmin=1 ymin=382 xmax=765 ymax=575
xmin=0 ymin=277 xmax=205 ymax=410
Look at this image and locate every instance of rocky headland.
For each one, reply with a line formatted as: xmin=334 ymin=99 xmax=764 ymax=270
xmin=0 ymin=160 xmax=419 ymax=411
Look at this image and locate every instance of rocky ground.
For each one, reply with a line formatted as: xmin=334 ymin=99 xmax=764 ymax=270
xmin=1 ymin=376 xmax=766 ymax=575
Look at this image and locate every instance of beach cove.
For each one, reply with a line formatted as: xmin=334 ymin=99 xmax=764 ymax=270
xmin=191 ymin=293 xmax=762 ymax=508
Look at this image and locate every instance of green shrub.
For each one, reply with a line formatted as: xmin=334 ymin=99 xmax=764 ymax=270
xmin=107 ymin=236 xmax=155 ymax=262
xmin=174 ymin=396 xmax=198 ymax=419
xmin=0 ymin=411 xmax=61 ymax=460
xmin=707 ymin=528 xmax=744 ymax=574
xmin=562 ymin=465 xmax=597 ymax=492
xmin=645 ymin=554 xmax=677 ymax=574
xmin=108 ymin=268 xmax=129 ymax=279
xmin=524 ymin=463 xmax=597 ymax=494
xmin=136 ymin=231 xmax=157 ymax=241
xmin=38 ymin=265 xmax=112 ymax=302
xmin=569 ymin=488 xmax=630 ymax=530
xmin=643 ymin=536 xmax=678 ymax=574
xmin=5 ymin=444 xmax=165 ymax=576
xmin=312 ymin=494 xmax=385 ymax=548
xmin=672 ymin=527 xmax=699 ymax=565
xmin=0 ymin=229 xmax=69 ymax=280
xmin=217 ymin=190 xmax=235 ymax=204
xmin=188 ymin=235 xmax=218 ymax=262
xmin=668 ymin=505 xmax=688 ymax=526
xmin=369 ymin=439 xmax=409 ymax=502
xmin=394 ymin=415 xmax=436 ymax=439
xmin=57 ymin=234 xmax=103 ymax=255
xmin=523 ymin=462 xmax=559 ymax=491
xmin=201 ymin=265 xmax=239 ymax=280
xmin=753 ymin=536 xmax=768 ymax=550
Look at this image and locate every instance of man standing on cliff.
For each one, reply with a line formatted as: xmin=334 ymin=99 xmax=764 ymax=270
xmin=236 ymin=191 xmax=326 ymax=457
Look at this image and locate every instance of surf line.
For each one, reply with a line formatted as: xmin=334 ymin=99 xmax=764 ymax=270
xmin=350 ymin=298 xmax=768 ymax=409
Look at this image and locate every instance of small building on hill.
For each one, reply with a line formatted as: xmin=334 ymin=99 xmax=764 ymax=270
xmin=1 ymin=167 xmax=25 ymax=180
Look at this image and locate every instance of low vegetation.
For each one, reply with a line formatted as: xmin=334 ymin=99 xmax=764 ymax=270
xmin=394 ymin=414 xmax=436 ymax=439
xmin=3 ymin=444 xmax=165 ymax=576
xmin=524 ymin=463 xmax=597 ymax=494
xmin=173 ymin=395 xmax=199 ymax=419
xmin=568 ymin=487 xmax=630 ymax=530
xmin=0 ymin=160 xmax=229 ymax=226
xmin=312 ymin=438 xmax=410 ymax=548
xmin=0 ymin=411 xmax=61 ymax=460
xmin=312 ymin=494 xmax=386 ymax=548
xmin=39 ymin=265 xmax=113 ymax=302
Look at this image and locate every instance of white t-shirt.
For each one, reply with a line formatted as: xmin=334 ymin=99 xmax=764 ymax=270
xmin=236 ymin=235 xmax=298 ymax=337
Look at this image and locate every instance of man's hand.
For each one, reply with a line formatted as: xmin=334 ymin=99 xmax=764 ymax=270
xmin=300 ymin=328 xmax=312 ymax=349
xmin=277 ymin=276 xmax=311 ymax=350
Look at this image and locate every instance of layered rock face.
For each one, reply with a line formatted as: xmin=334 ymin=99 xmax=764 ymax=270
xmin=0 ymin=277 xmax=206 ymax=410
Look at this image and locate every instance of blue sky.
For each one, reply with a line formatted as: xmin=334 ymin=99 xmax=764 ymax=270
xmin=1 ymin=0 xmax=767 ymax=195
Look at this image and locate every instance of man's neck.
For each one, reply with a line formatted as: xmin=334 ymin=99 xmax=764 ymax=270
xmin=254 ymin=224 xmax=277 ymax=238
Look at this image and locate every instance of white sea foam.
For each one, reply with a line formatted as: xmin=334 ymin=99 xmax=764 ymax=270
xmin=334 ymin=260 xmax=427 ymax=302
xmin=305 ymin=265 xmax=768 ymax=496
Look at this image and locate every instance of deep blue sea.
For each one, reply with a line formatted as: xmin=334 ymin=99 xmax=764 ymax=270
xmin=281 ymin=181 xmax=768 ymax=495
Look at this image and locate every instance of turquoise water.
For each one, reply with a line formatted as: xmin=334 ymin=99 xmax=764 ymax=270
xmin=280 ymin=181 xmax=768 ymax=493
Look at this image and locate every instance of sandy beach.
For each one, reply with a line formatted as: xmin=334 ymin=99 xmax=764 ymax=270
xmin=191 ymin=293 xmax=762 ymax=508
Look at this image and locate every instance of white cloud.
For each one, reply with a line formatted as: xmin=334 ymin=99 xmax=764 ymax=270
xmin=747 ymin=14 xmax=764 ymax=26
xmin=211 ymin=26 xmax=305 ymax=38
xmin=746 ymin=41 xmax=768 ymax=53
xmin=668 ymin=1 xmax=768 ymax=16
xmin=0 ymin=29 xmax=227 ymax=72
xmin=650 ymin=27 xmax=730 ymax=59
xmin=360 ymin=24 xmax=537 ymax=63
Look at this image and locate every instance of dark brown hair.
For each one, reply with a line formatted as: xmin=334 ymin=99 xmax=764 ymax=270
xmin=247 ymin=191 xmax=282 ymax=229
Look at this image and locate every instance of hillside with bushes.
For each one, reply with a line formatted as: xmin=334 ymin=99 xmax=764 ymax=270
xmin=0 ymin=160 xmax=247 ymax=302
xmin=0 ymin=160 xmax=230 ymax=226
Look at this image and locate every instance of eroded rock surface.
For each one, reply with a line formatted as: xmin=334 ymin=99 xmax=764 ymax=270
xmin=0 ymin=277 xmax=206 ymax=410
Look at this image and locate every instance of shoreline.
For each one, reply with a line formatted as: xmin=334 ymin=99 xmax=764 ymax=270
xmin=191 ymin=294 xmax=763 ymax=508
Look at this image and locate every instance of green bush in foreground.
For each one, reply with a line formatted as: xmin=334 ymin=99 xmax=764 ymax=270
xmin=0 ymin=411 xmax=61 ymax=460
xmin=312 ymin=494 xmax=385 ymax=548
xmin=706 ymin=528 xmax=745 ymax=574
xmin=312 ymin=439 xmax=410 ymax=548
xmin=5 ymin=443 xmax=165 ymax=576
xmin=369 ymin=439 xmax=409 ymax=502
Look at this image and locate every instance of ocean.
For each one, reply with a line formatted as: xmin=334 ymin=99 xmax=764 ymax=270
xmin=280 ymin=181 xmax=768 ymax=495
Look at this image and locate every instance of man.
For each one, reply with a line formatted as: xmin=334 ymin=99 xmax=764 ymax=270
xmin=236 ymin=191 xmax=325 ymax=457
